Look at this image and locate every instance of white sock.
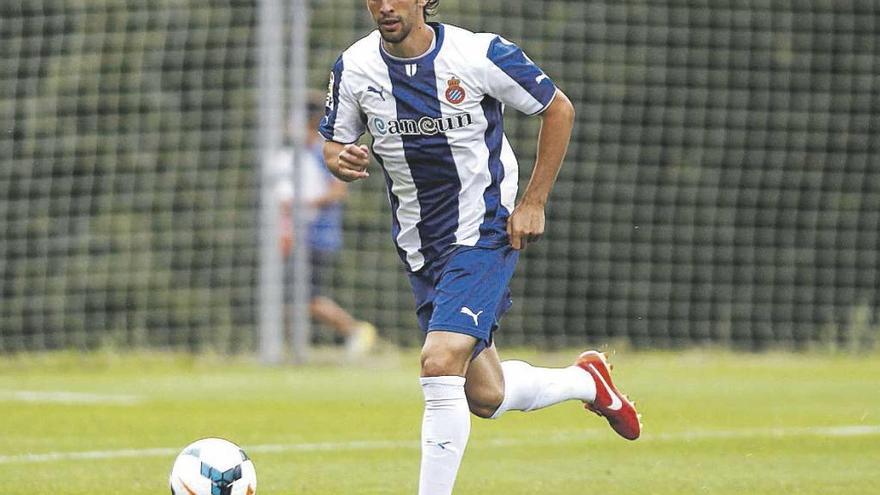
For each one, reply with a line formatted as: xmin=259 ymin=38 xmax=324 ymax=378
xmin=419 ymin=376 xmax=470 ymax=495
xmin=490 ymin=360 xmax=596 ymax=419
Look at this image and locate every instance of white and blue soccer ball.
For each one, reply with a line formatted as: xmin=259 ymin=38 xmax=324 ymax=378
xmin=169 ymin=438 xmax=257 ymax=495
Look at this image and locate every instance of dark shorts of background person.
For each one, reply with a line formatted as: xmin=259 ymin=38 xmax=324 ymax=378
xmin=309 ymin=249 xmax=338 ymax=297
xmin=284 ymin=249 xmax=338 ymax=299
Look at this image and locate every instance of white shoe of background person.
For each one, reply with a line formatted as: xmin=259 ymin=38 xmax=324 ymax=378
xmin=346 ymin=321 xmax=377 ymax=357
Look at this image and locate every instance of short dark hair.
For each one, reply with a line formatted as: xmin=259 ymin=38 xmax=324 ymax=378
xmin=424 ymin=0 xmax=439 ymax=19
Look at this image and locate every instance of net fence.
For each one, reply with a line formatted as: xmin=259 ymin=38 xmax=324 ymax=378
xmin=1 ymin=1 xmax=259 ymax=352
xmin=2 ymin=0 xmax=878 ymax=353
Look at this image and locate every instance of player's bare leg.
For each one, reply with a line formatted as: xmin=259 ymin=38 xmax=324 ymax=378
xmin=418 ymin=331 xmax=477 ymax=495
xmin=309 ymin=296 xmax=376 ymax=355
xmin=470 ymin=345 xmax=641 ymax=440
xmin=309 ymin=296 xmax=356 ymax=334
xmin=471 ymin=347 xmax=596 ymax=420
xmin=463 ymin=344 xmax=505 ymax=418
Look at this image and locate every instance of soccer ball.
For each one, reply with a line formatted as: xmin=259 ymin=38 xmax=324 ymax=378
xmin=169 ymin=438 xmax=257 ymax=495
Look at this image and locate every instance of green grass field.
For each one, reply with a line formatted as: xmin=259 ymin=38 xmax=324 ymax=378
xmin=1 ymin=348 xmax=878 ymax=494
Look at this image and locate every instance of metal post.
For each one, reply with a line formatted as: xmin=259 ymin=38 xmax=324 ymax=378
xmin=257 ymin=0 xmax=285 ymax=364
xmin=289 ymin=0 xmax=311 ymax=363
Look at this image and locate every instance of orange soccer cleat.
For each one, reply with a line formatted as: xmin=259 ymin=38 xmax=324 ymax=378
xmin=575 ymin=351 xmax=642 ymax=440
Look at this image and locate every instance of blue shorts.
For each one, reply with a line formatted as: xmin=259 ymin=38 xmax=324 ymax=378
xmin=407 ymin=244 xmax=519 ymax=356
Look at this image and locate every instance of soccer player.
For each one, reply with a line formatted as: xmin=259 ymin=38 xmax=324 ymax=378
xmin=319 ymin=1 xmax=641 ymax=493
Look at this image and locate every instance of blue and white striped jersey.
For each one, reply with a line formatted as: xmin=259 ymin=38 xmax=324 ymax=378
xmin=319 ymin=22 xmax=557 ymax=272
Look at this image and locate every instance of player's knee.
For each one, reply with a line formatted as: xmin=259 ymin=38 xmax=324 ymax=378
xmin=420 ymin=348 xmax=468 ymax=377
xmin=467 ymin=387 xmax=504 ymax=419
xmin=468 ymin=402 xmax=498 ymax=419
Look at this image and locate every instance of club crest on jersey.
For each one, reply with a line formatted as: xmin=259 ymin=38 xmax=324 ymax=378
xmin=444 ymin=76 xmax=466 ymax=104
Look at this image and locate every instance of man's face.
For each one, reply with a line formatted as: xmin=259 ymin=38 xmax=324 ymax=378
xmin=367 ymin=0 xmax=426 ymax=44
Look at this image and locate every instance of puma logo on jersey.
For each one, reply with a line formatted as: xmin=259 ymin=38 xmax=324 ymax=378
xmin=460 ymin=307 xmax=483 ymax=326
xmin=366 ymin=85 xmax=385 ymax=101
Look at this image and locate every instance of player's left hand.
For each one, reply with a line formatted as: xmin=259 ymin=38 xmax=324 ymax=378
xmin=507 ymin=202 xmax=545 ymax=250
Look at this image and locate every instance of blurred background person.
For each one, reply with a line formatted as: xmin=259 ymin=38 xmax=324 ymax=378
xmin=274 ymin=91 xmax=377 ymax=357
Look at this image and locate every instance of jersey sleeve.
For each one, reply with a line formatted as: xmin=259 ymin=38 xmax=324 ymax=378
xmin=318 ymin=54 xmax=365 ymax=143
xmin=483 ymin=36 xmax=558 ymax=115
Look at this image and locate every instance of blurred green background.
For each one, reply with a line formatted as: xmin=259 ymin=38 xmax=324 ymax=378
xmin=1 ymin=1 xmax=878 ymax=352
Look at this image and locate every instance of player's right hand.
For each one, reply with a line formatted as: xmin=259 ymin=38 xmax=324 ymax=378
xmin=334 ymin=144 xmax=370 ymax=182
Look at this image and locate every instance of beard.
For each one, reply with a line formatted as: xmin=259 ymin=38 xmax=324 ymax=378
xmin=378 ymin=18 xmax=411 ymax=44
